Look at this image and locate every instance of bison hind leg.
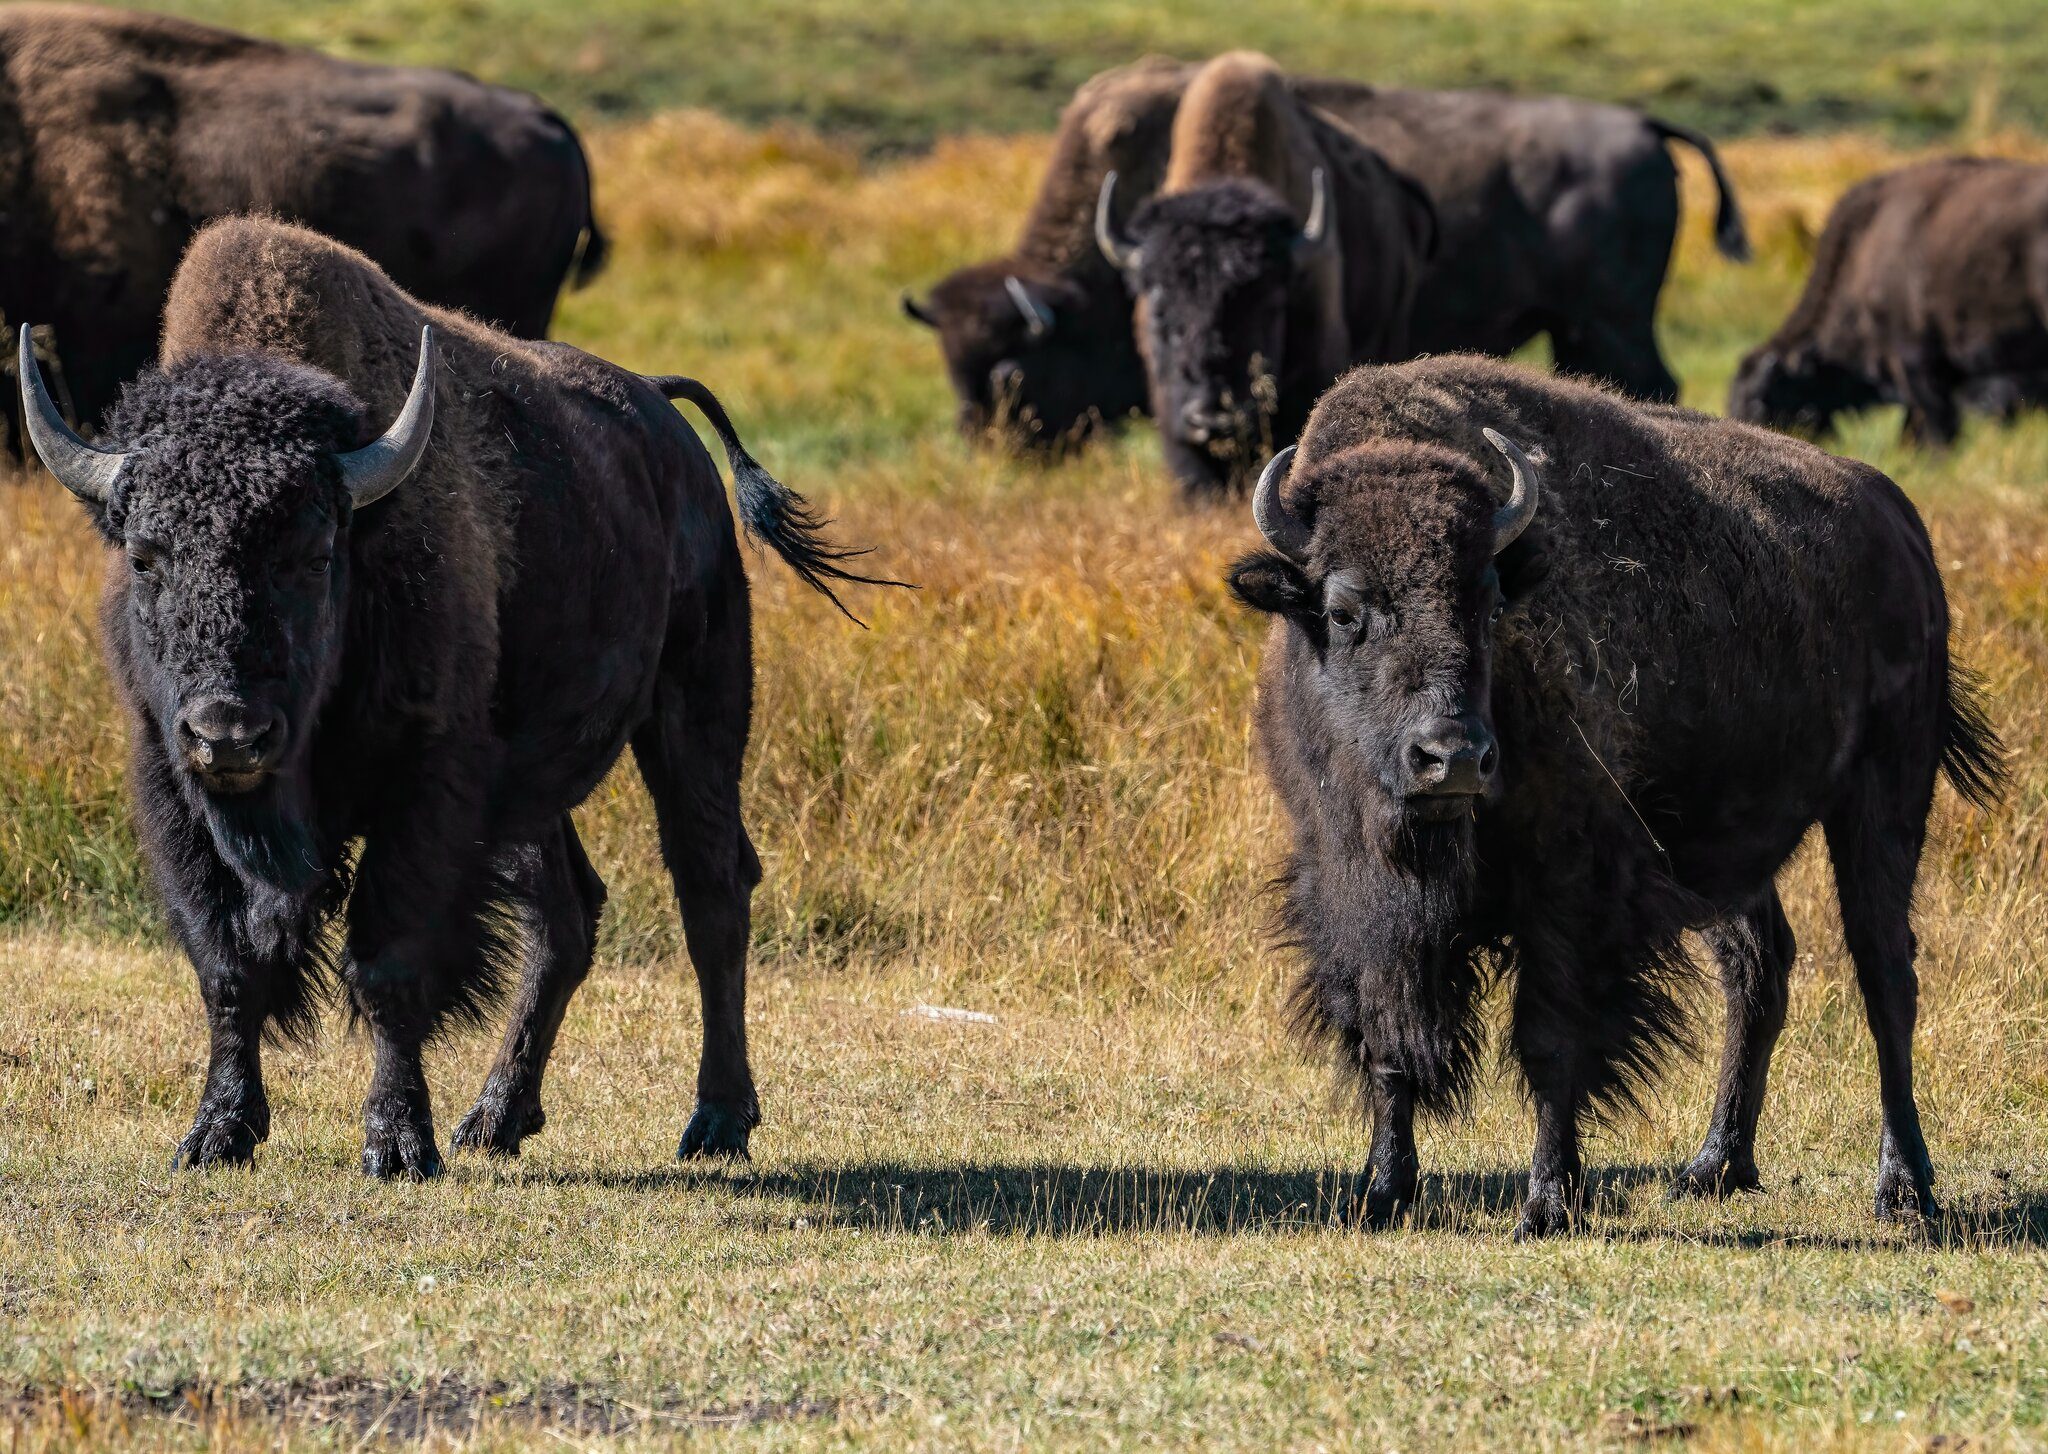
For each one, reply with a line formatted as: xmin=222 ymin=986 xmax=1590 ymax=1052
xmin=1673 ymin=888 xmax=1795 ymax=1200
xmin=451 ymin=818 xmax=607 ymax=1158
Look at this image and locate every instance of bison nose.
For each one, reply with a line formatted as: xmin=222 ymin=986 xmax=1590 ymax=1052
xmin=176 ymin=697 xmax=286 ymax=778
xmin=1404 ymin=716 xmax=1497 ymax=797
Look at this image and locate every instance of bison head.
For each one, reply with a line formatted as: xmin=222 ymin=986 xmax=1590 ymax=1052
xmin=1727 ymin=345 xmax=1878 ymax=437
xmin=902 ymin=261 xmax=1142 ymax=451
xmin=1228 ymin=429 xmax=1540 ymax=829
xmin=1098 ymin=170 xmax=1330 ymax=495
xmin=22 ymin=326 xmax=435 ymax=878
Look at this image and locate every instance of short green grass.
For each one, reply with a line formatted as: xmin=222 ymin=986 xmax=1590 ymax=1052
xmin=151 ymin=0 xmax=2048 ymax=151
xmin=9 ymin=15 xmax=2048 ymax=1449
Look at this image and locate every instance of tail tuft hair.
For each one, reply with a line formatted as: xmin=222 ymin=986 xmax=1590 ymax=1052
xmin=1943 ymin=663 xmax=2009 ymax=810
xmin=647 ymin=375 xmax=911 ymax=624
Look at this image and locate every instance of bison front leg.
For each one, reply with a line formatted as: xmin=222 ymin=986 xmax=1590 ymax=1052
xmin=1359 ymin=1070 xmax=1418 ymax=1229
xmin=1516 ymin=1065 xmax=1584 ymax=1239
xmin=175 ymin=967 xmax=272 ymax=1169
xmin=345 ymin=763 xmax=498 ymax=1181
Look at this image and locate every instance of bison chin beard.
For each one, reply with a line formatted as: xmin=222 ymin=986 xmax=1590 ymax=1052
xmin=189 ymin=768 xmax=326 ymax=897
xmin=1289 ymin=790 xmax=1490 ymax=1117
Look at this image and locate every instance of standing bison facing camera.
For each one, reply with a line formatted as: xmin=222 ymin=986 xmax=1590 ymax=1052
xmin=1229 ymin=356 xmax=2001 ymax=1235
xmin=22 ymin=217 xmax=894 ymax=1178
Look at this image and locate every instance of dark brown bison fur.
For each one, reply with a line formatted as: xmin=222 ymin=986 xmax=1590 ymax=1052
xmin=1229 ymin=354 xmax=2000 ymax=1236
xmin=0 ymin=3 xmax=607 ymax=438
xmin=1113 ymin=52 xmax=1436 ymax=497
xmin=73 ymin=217 xmax=887 ymax=1179
xmin=901 ymin=56 xmax=1192 ymax=448
xmin=1730 ymin=157 xmax=2048 ymax=445
xmin=1306 ymin=84 xmax=1747 ymax=402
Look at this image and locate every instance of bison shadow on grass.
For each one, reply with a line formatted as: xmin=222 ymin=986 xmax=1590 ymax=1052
xmin=527 ymin=1160 xmax=2048 ymax=1248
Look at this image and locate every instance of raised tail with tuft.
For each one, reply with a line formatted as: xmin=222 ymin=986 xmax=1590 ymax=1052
xmin=1647 ymin=116 xmax=1751 ymax=262
xmin=648 ymin=375 xmax=908 ymax=623
xmin=1942 ymin=662 xmax=2009 ymax=810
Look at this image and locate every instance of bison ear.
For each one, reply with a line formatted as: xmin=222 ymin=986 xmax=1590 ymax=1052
xmin=1227 ymin=550 xmax=1315 ymax=618
xmin=901 ymin=292 xmax=939 ymax=328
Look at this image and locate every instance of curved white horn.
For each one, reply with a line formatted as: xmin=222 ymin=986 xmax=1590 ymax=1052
xmin=18 ymin=325 xmax=128 ymax=503
xmin=1094 ymin=171 xmax=1142 ymax=272
xmin=1252 ymin=444 xmax=1312 ymax=562
xmin=337 ymin=326 xmax=437 ymax=509
xmin=1482 ymin=427 xmax=1540 ymax=552
xmin=1302 ymin=168 xmax=1328 ymax=245
xmin=1004 ymin=276 xmax=1053 ymax=339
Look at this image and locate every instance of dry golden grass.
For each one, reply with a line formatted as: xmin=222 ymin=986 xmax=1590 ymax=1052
xmin=6 ymin=118 xmax=2048 ymax=1450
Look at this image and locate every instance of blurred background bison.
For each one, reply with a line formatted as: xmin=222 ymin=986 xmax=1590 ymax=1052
xmin=0 ymin=4 xmax=607 ymax=442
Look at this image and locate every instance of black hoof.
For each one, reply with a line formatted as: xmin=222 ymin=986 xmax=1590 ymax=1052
xmin=172 ymin=1106 xmax=266 ymax=1170
xmin=450 ymin=1083 xmax=546 ymax=1158
xmin=1875 ymin=1168 xmax=1939 ymax=1226
xmin=1513 ymin=1183 xmax=1578 ymax=1241
xmin=1670 ymin=1157 xmax=1762 ymax=1201
xmin=362 ymin=1107 xmax=443 ymax=1181
xmin=677 ymin=1099 xmax=758 ymax=1160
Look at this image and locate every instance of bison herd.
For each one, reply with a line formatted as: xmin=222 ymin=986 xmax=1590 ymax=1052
xmin=10 ymin=8 xmax=2031 ymax=1236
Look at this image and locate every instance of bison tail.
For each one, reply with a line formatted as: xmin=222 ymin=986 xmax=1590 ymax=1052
xmin=1648 ymin=117 xmax=1751 ymax=263
xmin=1942 ymin=662 xmax=2009 ymax=811
xmin=648 ymin=375 xmax=910 ymax=624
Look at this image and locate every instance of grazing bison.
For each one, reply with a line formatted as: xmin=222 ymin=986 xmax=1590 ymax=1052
xmin=1730 ymin=157 xmax=2048 ymax=445
xmin=22 ymin=217 xmax=889 ymax=1177
xmin=900 ymin=57 xmax=1190 ymax=449
xmin=0 ymin=4 xmax=608 ymax=436
xmin=1228 ymin=354 xmax=2000 ymax=1235
xmin=1094 ymin=52 xmax=1437 ymax=495
xmin=1309 ymin=81 xmax=1748 ymax=403
xmin=917 ymin=56 xmax=1747 ymax=462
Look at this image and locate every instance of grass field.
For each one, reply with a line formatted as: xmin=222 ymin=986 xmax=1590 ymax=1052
xmin=9 ymin=7 xmax=2048 ymax=1449
xmin=149 ymin=0 xmax=2048 ymax=151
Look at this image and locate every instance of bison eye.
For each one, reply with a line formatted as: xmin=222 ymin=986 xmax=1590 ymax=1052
xmin=309 ymin=555 xmax=333 ymax=575
xmin=1489 ymin=600 xmax=1506 ymax=625
xmin=1326 ymin=604 xmax=1360 ymax=632
xmin=129 ymin=552 xmax=156 ymax=577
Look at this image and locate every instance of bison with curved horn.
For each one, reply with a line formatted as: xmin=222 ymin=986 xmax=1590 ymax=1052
xmin=1229 ymin=353 xmax=2002 ymax=1236
xmin=23 ymin=216 xmax=899 ymax=1178
xmin=1097 ymin=52 xmax=1437 ymax=496
xmin=899 ymin=57 xmax=1189 ymax=449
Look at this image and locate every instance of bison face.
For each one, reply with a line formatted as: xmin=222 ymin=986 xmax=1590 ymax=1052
xmin=1100 ymin=177 xmax=1327 ymax=495
xmin=1728 ymin=346 xmax=1877 ymax=437
xmin=902 ymin=263 xmax=1140 ymax=451
xmin=1227 ymin=434 xmax=1541 ymax=829
xmin=23 ymin=332 xmax=435 ymax=826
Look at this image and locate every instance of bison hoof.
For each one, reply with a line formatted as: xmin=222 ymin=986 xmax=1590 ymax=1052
xmin=677 ymin=1098 xmax=758 ymax=1161
xmin=450 ymin=1084 xmax=546 ymax=1158
xmin=1357 ymin=1177 xmax=1415 ymax=1231
xmin=172 ymin=1106 xmax=267 ymax=1170
xmin=1670 ymin=1156 xmax=1762 ymax=1200
xmin=1874 ymin=1168 xmax=1939 ymax=1226
xmin=1513 ymin=1182 xmax=1578 ymax=1240
xmin=362 ymin=1114 xmax=444 ymax=1181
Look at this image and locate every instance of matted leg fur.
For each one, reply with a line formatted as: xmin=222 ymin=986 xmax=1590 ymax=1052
xmin=452 ymin=818 xmax=607 ymax=1157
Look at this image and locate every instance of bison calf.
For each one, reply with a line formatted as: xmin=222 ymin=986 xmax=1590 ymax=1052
xmin=23 ymin=218 xmax=891 ymax=1177
xmin=1230 ymin=355 xmax=2000 ymax=1235
xmin=1731 ymin=157 xmax=2048 ymax=445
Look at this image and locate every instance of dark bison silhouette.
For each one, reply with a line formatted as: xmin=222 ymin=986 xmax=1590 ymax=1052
xmin=1230 ymin=354 xmax=2000 ymax=1236
xmin=21 ymin=217 xmax=895 ymax=1178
